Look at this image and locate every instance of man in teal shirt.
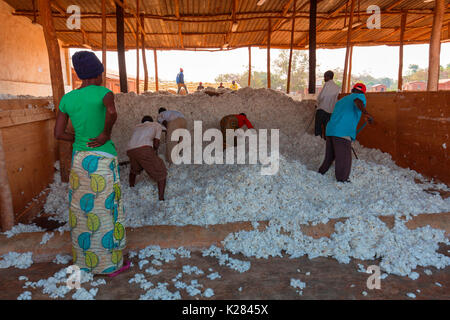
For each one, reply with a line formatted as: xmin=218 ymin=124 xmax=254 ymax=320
xmin=318 ymin=83 xmax=374 ymax=182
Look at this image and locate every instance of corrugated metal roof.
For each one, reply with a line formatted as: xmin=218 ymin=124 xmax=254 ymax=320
xmin=5 ymin=0 xmax=450 ymax=50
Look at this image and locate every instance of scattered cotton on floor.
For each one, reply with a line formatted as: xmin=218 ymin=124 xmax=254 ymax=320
xmin=0 ymin=252 xmax=33 ymax=269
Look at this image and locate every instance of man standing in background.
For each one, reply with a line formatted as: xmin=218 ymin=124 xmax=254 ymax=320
xmin=315 ymin=70 xmax=340 ymax=139
xmin=176 ymin=68 xmax=189 ymax=94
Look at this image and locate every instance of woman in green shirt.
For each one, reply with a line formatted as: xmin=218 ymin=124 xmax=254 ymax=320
xmin=54 ymin=51 xmax=128 ymax=276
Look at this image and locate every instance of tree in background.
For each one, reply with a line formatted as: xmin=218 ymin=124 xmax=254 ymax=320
xmin=273 ymin=50 xmax=309 ymax=92
xmin=215 ymin=66 xmax=284 ymax=89
xmin=408 ymin=64 xmax=419 ymax=74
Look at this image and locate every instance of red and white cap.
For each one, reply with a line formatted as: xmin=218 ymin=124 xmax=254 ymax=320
xmin=353 ymin=83 xmax=366 ymax=93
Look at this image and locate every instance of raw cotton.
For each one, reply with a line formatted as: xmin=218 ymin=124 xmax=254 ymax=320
xmin=202 ymin=245 xmax=251 ymax=273
xmin=52 ymin=254 xmax=72 ymax=265
xmin=182 ymin=265 xmax=204 ymax=275
xmin=112 ymin=88 xmax=316 ymax=162
xmin=203 ymin=288 xmax=215 ymax=298
xmin=207 ymin=272 xmax=221 ymax=280
xmin=39 ymin=88 xmax=450 ymax=281
xmin=222 ymin=216 xmax=450 ymax=277
xmin=17 ymin=291 xmax=32 ymax=300
xmin=1 ymin=223 xmax=44 ymax=238
xmin=290 ymin=278 xmax=306 ymax=296
xmin=40 ymin=232 xmax=54 ymax=245
xmin=0 ymin=252 xmax=33 ymax=269
xmin=22 ymin=267 xmax=96 ymax=299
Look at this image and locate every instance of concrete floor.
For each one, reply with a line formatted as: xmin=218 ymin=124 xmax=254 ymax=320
xmin=1 ymin=188 xmax=448 ymax=300
xmin=0 ymin=244 xmax=448 ymax=300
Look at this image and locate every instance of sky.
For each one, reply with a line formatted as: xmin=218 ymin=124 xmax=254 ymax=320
xmin=71 ymin=43 xmax=450 ymax=83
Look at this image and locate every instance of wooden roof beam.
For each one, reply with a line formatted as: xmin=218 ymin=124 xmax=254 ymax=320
xmin=296 ymin=0 xmax=350 ymax=47
xmin=13 ymin=9 xmax=440 ymax=21
xmin=224 ymin=0 xmax=239 ymax=47
xmin=174 ymin=0 xmax=184 ymax=49
xmin=50 ymin=0 xmax=92 ymax=48
xmin=385 ymin=0 xmax=405 ymax=11
xmin=109 ymin=0 xmax=145 ymax=41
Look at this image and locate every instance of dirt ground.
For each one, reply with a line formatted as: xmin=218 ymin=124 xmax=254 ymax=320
xmin=0 ymin=244 xmax=448 ymax=300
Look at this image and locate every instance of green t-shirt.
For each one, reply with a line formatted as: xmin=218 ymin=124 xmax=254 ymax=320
xmin=59 ymin=85 xmax=117 ymax=156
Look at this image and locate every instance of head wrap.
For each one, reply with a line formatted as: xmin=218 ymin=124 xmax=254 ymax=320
xmin=72 ymin=51 xmax=104 ymax=80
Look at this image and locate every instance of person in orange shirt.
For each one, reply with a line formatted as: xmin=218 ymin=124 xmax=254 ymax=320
xmin=220 ymin=113 xmax=254 ymax=148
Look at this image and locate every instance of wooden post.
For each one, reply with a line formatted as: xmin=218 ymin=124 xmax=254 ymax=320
xmin=347 ymin=45 xmax=353 ymax=90
xmin=267 ymin=18 xmax=271 ymax=89
xmin=427 ymin=0 xmax=445 ymax=91
xmin=308 ymin=0 xmax=317 ymax=94
xmin=141 ymin=15 xmax=148 ymax=92
xmin=398 ymin=11 xmax=407 ymax=91
xmin=102 ymin=0 xmax=107 ymax=86
xmin=64 ymin=48 xmax=71 ymax=88
xmin=287 ymin=0 xmax=296 ymax=94
xmin=154 ymin=49 xmax=159 ymax=92
xmin=116 ymin=2 xmax=128 ymax=93
xmin=38 ymin=0 xmax=71 ymax=183
xmin=248 ymin=46 xmax=251 ymax=87
xmin=342 ymin=0 xmax=355 ymax=93
xmin=136 ymin=0 xmax=140 ymax=94
xmin=32 ymin=0 xmax=37 ymax=24
xmin=0 ymin=130 xmax=14 ymax=231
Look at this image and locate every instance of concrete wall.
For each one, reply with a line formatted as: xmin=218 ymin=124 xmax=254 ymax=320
xmin=0 ymin=1 xmax=70 ymax=96
xmin=356 ymin=92 xmax=450 ymax=184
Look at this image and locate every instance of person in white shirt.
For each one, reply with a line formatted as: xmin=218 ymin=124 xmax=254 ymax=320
xmin=157 ymin=108 xmax=187 ymax=164
xmin=315 ymin=70 xmax=340 ymax=139
xmin=126 ymin=115 xmax=167 ymax=200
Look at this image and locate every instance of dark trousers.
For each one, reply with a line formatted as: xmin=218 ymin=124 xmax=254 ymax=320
xmin=318 ymin=136 xmax=352 ymax=182
xmin=314 ymin=109 xmax=331 ymax=138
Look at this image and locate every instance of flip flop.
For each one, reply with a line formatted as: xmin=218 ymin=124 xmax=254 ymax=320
xmin=108 ymin=260 xmax=131 ymax=278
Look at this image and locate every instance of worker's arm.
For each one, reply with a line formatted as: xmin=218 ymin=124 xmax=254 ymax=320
xmin=154 ymin=125 xmax=162 ymax=151
xmin=88 ymin=92 xmax=117 ymax=148
xmin=354 ymin=98 xmax=374 ymax=124
xmin=245 ymin=118 xmax=254 ymax=129
xmin=153 ymin=138 xmax=160 ymax=151
xmin=54 ymin=111 xmax=75 ymax=142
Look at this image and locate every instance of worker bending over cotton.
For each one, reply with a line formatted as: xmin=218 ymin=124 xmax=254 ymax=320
xmin=318 ymin=83 xmax=374 ymax=182
xmin=127 ymin=116 xmax=167 ymax=201
xmin=220 ymin=113 xmax=254 ymax=148
xmin=315 ymin=70 xmax=340 ymax=139
xmin=157 ymin=108 xmax=187 ymax=164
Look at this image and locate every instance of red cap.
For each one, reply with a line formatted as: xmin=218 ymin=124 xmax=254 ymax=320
xmin=353 ymin=83 xmax=366 ymax=93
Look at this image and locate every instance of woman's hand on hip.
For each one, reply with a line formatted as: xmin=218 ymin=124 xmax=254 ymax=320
xmin=88 ymin=132 xmax=110 ymax=148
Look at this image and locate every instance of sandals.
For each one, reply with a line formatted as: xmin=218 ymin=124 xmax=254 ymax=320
xmin=108 ymin=260 xmax=131 ymax=278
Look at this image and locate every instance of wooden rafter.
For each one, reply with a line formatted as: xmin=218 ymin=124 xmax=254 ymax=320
xmin=175 ymin=0 xmax=184 ymax=49
xmin=12 ymin=0 xmax=446 ymax=51
xmin=296 ymin=0 xmax=348 ymax=47
xmin=224 ymin=0 xmax=239 ymax=47
xmin=385 ymin=0 xmax=405 ymax=11
xmin=51 ymin=0 xmax=92 ymax=48
xmin=14 ymin=9 xmax=441 ymax=22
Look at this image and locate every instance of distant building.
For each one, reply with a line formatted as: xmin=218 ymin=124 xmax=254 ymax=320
xmin=403 ymin=81 xmax=426 ymax=91
xmin=72 ymin=68 xmax=138 ymax=93
xmin=438 ymin=79 xmax=450 ymax=90
xmin=370 ymin=84 xmax=387 ymax=92
xmin=303 ymin=80 xmax=323 ymax=95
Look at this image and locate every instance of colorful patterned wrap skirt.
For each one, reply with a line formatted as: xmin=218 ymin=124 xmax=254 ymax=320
xmin=68 ymin=151 xmax=127 ymax=274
